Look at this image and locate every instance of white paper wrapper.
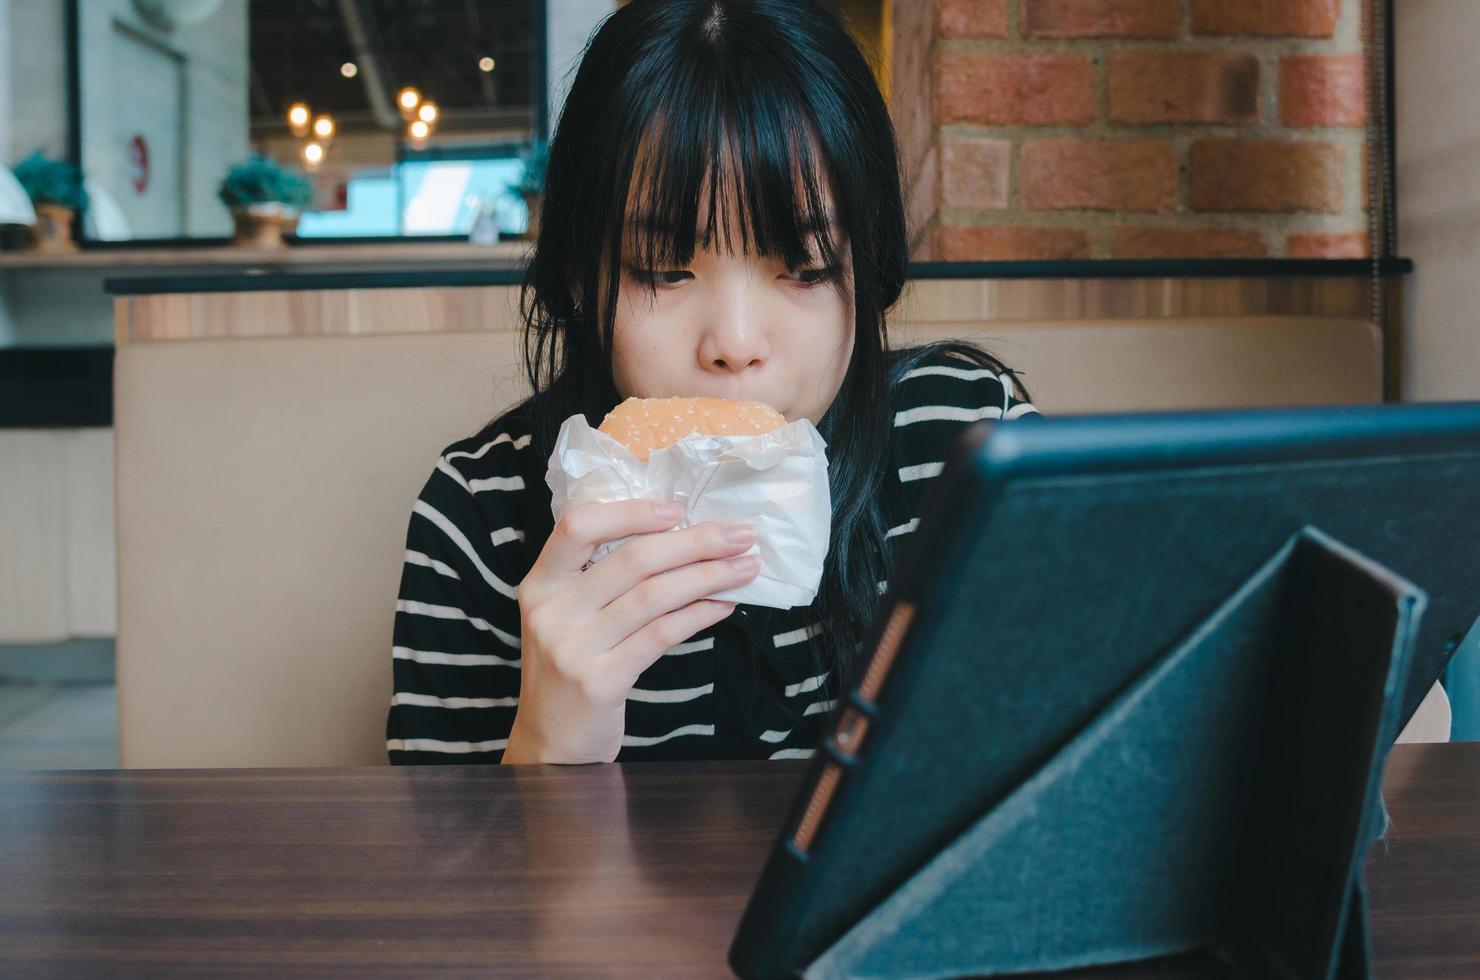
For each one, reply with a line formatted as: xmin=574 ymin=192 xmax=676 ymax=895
xmin=546 ymin=412 xmax=832 ymax=609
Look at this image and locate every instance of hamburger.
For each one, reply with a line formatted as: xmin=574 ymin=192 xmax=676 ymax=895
xmin=598 ymin=396 xmax=788 ymax=461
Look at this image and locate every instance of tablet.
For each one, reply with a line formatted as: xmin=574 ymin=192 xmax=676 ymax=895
xmin=730 ymin=401 xmax=1480 ymax=979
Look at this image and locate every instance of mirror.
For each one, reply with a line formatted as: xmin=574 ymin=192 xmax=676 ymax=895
xmin=72 ymin=0 xmax=540 ymax=242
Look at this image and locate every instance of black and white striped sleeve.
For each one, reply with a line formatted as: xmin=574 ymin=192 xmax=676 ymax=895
xmin=889 ymin=351 xmax=1040 ymax=529
xmin=385 ymin=433 xmax=531 ymax=765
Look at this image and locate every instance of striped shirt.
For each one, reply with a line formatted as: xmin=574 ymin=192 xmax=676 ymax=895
xmin=386 ymin=348 xmax=1038 ymax=764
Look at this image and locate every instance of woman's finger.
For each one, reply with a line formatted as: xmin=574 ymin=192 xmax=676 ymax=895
xmin=530 ymin=499 xmax=683 ymax=585
xmin=589 ymin=553 xmax=760 ymax=654
xmin=564 ymin=520 xmax=757 ymax=616
xmin=602 ymin=598 xmax=738 ymax=684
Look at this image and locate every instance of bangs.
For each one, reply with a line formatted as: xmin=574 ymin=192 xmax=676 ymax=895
xmin=615 ymin=61 xmax=847 ymax=284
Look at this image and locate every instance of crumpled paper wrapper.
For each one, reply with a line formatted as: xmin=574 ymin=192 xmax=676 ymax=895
xmin=546 ymin=412 xmax=832 ymax=609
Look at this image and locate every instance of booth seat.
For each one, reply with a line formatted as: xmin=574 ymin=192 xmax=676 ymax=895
xmin=116 ymin=315 xmax=1448 ymax=768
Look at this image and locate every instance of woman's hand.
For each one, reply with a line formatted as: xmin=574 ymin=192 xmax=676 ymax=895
xmin=502 ymin=499 xmax=760 ymax=764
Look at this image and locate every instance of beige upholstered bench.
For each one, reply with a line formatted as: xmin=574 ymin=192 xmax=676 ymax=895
xmin=116 ymin=315 xmax=1442 ymax=767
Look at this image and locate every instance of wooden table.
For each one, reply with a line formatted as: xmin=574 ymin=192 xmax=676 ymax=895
xmin=1 ymin=744 xmax=1476 ymax=978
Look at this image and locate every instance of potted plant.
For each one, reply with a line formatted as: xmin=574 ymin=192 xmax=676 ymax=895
xmin=512 ymin=140 xmax=548 ymax=240
xmin=12 ymin=150 xmax=87 ymax=253
xmin=217 ymin=153 xmax=313 ymax=249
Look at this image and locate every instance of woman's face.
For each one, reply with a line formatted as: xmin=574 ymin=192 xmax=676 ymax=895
xmin=608 ymin=182 xmax=855 ymax=426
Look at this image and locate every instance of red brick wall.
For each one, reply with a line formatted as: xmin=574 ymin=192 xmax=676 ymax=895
xmin=893 ymin=0 xmax=1371 ymax=261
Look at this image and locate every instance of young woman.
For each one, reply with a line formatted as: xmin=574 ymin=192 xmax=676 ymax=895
xmin=386 ymin=0 xmax=1038 ymax=765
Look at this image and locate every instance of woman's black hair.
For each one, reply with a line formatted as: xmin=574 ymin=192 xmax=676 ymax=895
xmin=518 ymin=0 xmax=1025 ymax=683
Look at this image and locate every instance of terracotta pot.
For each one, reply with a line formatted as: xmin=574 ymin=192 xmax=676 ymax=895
xmin=230 ymin=203 xmax=300 ymax=249
xmin=520 ymin=189 xmax=542 ymax=241
xmin=29 ymin=203 xmax=78 ymax=253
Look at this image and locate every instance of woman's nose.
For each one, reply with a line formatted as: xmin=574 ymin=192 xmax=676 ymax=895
xmin=699 ymin=282 xmax=770 ymax=372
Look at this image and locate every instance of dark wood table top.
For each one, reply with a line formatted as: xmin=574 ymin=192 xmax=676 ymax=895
xmin=1 ymin=743 xmax=1476 ymax=978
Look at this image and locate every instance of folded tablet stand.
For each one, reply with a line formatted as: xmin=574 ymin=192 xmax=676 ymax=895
xmin=803 ymin=527 xmax=1424 ymax=980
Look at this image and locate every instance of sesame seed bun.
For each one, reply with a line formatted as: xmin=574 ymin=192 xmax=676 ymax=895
xmin=597 ymin=396 xmax=788 ymax=461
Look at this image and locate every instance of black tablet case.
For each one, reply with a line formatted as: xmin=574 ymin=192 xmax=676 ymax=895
xmin=730 ymin=408 xmax=1478 ymax=980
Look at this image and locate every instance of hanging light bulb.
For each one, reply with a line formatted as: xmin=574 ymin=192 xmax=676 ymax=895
xmin=408 ymin=119 xmax=430 ymax=141
xmin=397 ymin=86 xmax=421 ymax=119
xmin=340 ymin=62 xmax=358 ymax=78
xmin=478 ymin=56 xmax=495 ymax=73
xmin=287 ymin=102 xmax=311 ymax=137
xmin=417 ymin=101 xmax=438 ymax=124
xmin=312 ymin=115 xmax=335 ymax=140
xmin=303 ymin=142 xmax=324 ymax=169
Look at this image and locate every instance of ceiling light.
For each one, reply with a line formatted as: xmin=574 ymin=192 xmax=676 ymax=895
xmin=478 ymin=56 xmax=495 ymax=72
xmin=417 ymin=101 xmax=438 ymax=124
xmin=287 ymin=102 xmax=310 ymax=136
xmin=409 ymin=119 xmax=430 ymax=140
xmin=312 ymin=115 xmax=335 ymax=139
xmin=340 ymin=62 xmax=358 ymax=78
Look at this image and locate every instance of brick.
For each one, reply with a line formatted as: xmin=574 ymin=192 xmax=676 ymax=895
xmin=940 ymin=134 xmax=1011 ymax=209
xmin=934 ymin=225 xmax=1092 ymax=261
xmin=1280 ymin=54 xmax=1367 ymax=127
xmin=938 ymin=0 xmax=1008 ymax=38
xmin=1191 ymin=0 xmax=1339 ymax=38
xmin=1189 ymin=140 xmax=1346 ymax=213
xmin=1021 ymin=139 xmax=1177 ymax=212
xmin=937 ymin=51 xmax=1095 ymax=126
xmin=1114 ymin=228 xmax=1268 ymax=259
xmin=1109 ymin=52 xmax=1260 ymax=125
xmin=1025 ymin=0 xmax=1178 ymax=39
xmin=1287 ymin=231 xmax=1370 ymax=258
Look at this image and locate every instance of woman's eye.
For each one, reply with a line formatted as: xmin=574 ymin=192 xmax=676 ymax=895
xmin=626 ymin=266 xmax=838 ymax=287
xmin=628 ymin=267 xmax=692 ymax=287
xmin=789 ymin=266 xmax=838 ymax=287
